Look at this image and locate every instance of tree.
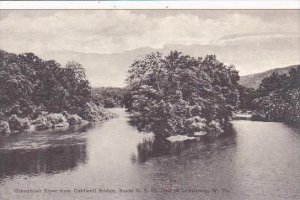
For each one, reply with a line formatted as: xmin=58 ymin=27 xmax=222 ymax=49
xmin=126 ymin=51 xmax=240 ymax=138
xmin=91 ymin=87 xmax=128 ymax=108
xmin=253 ymin=66 xmax=300 ymax=123
xmin=0 ymin=50 xmax=93 ymax=120
xmin=237 ymin=85 xmax=257 ymax=111
xmin=257 ymin=72 xmax=289 ymax=97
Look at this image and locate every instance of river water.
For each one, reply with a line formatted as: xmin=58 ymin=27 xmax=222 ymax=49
xmin=0 ymin=108 xmax=300 ymax=200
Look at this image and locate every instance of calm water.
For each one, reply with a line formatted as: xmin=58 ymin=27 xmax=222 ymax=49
xmin=0 ymin=108 xmax=300 ymax=200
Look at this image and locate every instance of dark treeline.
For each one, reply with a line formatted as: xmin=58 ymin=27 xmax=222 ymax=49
xmin=251 ymin=66 xmax=300 ymax=124
xmin=237 ymin=86 xmax=256 ymax=111
xmin=125 ymin=51 xmax=240 ymax=138
xmin=1 ymin=49 xmax=298 ymax=136
xmin=237 ymin=65 xmax=300 ymax=124
xmin=124 ymin=51 xmax=300 ymax=138
xmin=0 ymin=50 xmax=113 ymax=135
xmin=92 ymin=87 xmax=128 ymax=108
xmin=0 ymin=50 xmax=90 ymax=118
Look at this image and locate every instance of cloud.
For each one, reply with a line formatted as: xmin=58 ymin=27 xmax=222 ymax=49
xmin=1 ymin=10 xmax=299 ymax=55
xmin=217 ymin=32 xmax=299 ymax=42
xmin=0 ymin=10 xmax=299 ymax=87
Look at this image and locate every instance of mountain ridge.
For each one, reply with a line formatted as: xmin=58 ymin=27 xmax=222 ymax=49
xmin=4 ymin=46 xmax=299 ymax=88
xmin=239 ymin=64 xmax=300 ymax=88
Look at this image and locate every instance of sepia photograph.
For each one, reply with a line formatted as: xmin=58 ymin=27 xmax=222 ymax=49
xmin=0 ymin=8 xmax=300 ymax=200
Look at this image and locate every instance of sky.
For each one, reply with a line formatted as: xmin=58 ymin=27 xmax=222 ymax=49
xmin=1 ymin=10 xmax=299 ymax=87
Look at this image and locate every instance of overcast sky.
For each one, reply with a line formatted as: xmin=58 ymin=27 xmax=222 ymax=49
xmin=1 ymin=10 xmax=299 ymax=87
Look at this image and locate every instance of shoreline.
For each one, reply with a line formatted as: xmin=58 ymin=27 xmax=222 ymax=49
xmin=0 ymin=108 xmax=117 ymax=136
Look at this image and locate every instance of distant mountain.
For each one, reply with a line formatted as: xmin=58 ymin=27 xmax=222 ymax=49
xmin=38 ymin=47 xmax=156 ymax=87
xmin=31 ymin=43 xmax=299 ymax=87
xmin=239 ymin=65 xmax=300 ymax=88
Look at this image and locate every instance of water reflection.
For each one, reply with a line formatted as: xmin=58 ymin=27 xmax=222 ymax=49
xmin=0 ymin=144 xmax=87 ymax=178
xmin=0 ymin=124 xmax=92 ymax=179
xmin=136 ymin=126 xmax=237 ymax=164
xmin=136 ymin=138 xmax=192 ymax=163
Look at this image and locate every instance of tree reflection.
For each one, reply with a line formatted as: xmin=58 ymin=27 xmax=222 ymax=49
xmin=136 ymin=136 xmax=194 ymax=163
xmin=0 ymin=143 xmax=87 ymax=179
xmin=135 ymin=126 xmax=237 ymax=164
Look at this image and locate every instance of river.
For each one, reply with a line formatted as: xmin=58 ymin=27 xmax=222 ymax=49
xmin=0 ymin=108 xmax=300 ymax=200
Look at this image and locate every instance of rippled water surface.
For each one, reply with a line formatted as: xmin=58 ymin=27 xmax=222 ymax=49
xmin=0 ymin=108 xmax=300 ymax=200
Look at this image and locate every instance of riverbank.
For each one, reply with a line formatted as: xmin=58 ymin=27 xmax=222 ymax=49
xmin=233 ymin=111 xmax=253 ymax=120
xmin=165 ymin=110 xmax=267 ymax=143
xmin=0 ymin=105 xmax=116 ymax=136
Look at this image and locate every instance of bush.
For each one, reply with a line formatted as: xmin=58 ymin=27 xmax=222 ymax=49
xmin=66 ymin=114 xmax=83 ymax=125
xmin=79 ymin=102 xmax=115 ymax=122
xmin=8 ymin=115 xmax=30 ymax=132
xmin=33 ymin=113 xmax=68 ymax=130
xmin=46 ymin=113 xmax=67 ymax=124
xmin=0 ymin=121 xmax=11 ymax=135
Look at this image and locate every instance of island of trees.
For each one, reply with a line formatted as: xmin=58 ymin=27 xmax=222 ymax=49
xmin=125 ymin=51 xmax=240 ymax=138
xmin=0 ymin=50 xmax=114 ymax=135
xmin=124 ymin=51 xmax=299 ymax=139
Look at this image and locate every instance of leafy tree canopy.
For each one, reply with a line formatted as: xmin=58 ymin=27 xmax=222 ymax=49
xmin=126 ymin=51 xmax=240 ymax=138
xmin=253 ymin=66 xmax=300 ymax=123
xmin=0 ymin=50 xmax=92 ymax=120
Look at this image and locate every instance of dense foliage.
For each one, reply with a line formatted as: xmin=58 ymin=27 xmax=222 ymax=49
xmin=0 ymin=49 xmax=114 ymax=134
xmin=253 ymin=66 xmax=300 ymax=123
xmin=237 ymin=85 xmax=257 ymax=111
xmin=92 ymin=87 xmax=128 ymax=108
xmin=0 ymin=50 xmax=93 ymax=119
xmin=126 ymin=51 xmax=240 ymax=138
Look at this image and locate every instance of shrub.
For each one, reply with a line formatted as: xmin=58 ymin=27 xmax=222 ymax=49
xmin=8 ymin=115 xmax=30 ymax=132
xmin=67 ymin=114 xmax=83 ymax=125
xmin=79 ymin=102 xmax=115 ymax=122
xmin=33 ymin=113 xmax=68 ymax=130
xmin=0 ymin=121 xmax=11 ymax=135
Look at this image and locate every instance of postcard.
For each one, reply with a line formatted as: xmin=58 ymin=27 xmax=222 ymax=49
xmin=0 ymin=1 xmax=299 ymax=200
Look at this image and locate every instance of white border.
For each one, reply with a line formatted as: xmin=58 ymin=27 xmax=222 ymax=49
xmin=1 ymin=1 xmax=300 ymax=10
